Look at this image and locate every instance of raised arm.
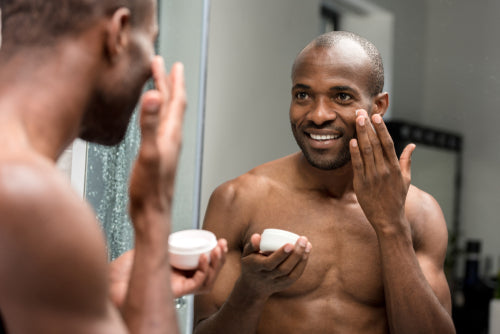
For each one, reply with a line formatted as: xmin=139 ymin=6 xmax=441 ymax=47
xmin=0 ymin=57 xmax=193 ymax=334
xmin=120 ymin=57 xmax=186 ymax=334
xmin=349 ymin=109 xmax=455 ymax=334
xmin=194 ymin=182 xmax=266 ymax=334
xmin=194 ymin=179 xmax=311 ymax=334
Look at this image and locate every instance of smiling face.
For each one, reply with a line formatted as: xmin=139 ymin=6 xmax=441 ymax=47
xmin=290 ymin=39 xmax=386 ymax=170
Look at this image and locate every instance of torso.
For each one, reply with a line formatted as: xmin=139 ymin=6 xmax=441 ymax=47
xmin=220 ymin=153 xmax=424 ymax=334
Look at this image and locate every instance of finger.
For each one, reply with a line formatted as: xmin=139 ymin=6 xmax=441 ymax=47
xmin=278 ymin=249 xmax=310 ymax=283
xmin=203 ymin=245 xmax=226 ymax=290
xmin=208 ymin=243 xmax=223 ymax=271
xmin=174 ymin=268 xmax=208 ymax=298
xmin=204 ymin=239 xmax=227 ymax=285
xmin=355 ymin=109 xmax=376 ymax=176
xmin=138 ymin=90 xmax=162 ymax=163
xmin=242 ymin=234 xmax=261 ymax=257
xmin=363 ymin=114 xmax=385 ymax=173
xmin=160 ymin=63 xmax=187 ymax=148
xmin=400 ymin=143 xmax=416 ymax=185
xmin=151 ymin=56 xmax=169 ymax=99
xmin=163 ymin=62 xmax=186 ymax=125
xmin=261 ymin=237 xmax=307 ymax=272
xmin=349 ymin=139 xmax=364 ymax=180
xmin=191 ymin=254 xmax=211 ymax=289
xmin=273 ymin=237 xmax=311 ymax=278
xmin=371 ymin=114 xmax=399 ymax=165
xmin=218 ymin=238 xmax=228 ymax=254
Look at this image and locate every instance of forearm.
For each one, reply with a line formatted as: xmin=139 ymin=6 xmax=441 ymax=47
xmin=122 ymin=208 xmax=180 ymax=334
xmin=377 ymin=228 xmax=455 ymax=334
xmin=194 ymin=278 xmax=268 ymax=334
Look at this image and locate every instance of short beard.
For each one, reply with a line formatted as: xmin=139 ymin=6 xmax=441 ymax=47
xmin=292 ymin=124 xmax=353 ymax=170
xmin=303 ymin=142 xmax=351 ymax=170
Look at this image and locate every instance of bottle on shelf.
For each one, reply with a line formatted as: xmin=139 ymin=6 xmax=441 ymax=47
xmin=455 ymin=240 xmax=492 ymax=334
xmin=489 ymin=257 xmax=500 ymax=334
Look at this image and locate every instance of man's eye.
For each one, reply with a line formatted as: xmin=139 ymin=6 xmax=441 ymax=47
xmin=336 ymin=93 xmax=352 ymax=102
xmin=295 ymin=92 xmax=309 ymax=100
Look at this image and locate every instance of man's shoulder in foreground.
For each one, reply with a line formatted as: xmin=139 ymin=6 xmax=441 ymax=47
xmin=0 ymin=151 xmax=115 ymax=333
xmin=0 ymin=152 xmax=91 ymax=224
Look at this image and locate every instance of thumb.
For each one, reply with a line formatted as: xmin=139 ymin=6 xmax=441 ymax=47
xmin=399 ymin=143 xmax=416 ymax=185
xmin=242 ymin=233 xmax=261 ymax=257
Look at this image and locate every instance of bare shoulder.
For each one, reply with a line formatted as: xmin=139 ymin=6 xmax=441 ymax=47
xmin=405 ymin=185 xmax=448 ymax=257
xmin=214 ymin=155 xmax=295 ymax=200
xmin=0 ymin=155 xmax=100 ymax=235
xmin=203 ymin=154 xmax=295 ymax=246
xmin=405 ymin=186 xmax=453 ymax=314
xmin=0 ymin=154 xmax=112 ymax=331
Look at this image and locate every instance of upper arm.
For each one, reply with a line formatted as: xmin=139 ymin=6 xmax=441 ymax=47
xmin=0 ymin=165 xmax=126 ymax=334
xmin=194 ymin=180 xmax=251 ymax=325
xmin=408 ymin=187 xmax=452 ymax=314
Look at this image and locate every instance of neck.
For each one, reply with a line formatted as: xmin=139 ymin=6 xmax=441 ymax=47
xmin=294 ymin=152 xmax=356 ymax=200
xmin=0 ymin=39 xmax=101 ymax=161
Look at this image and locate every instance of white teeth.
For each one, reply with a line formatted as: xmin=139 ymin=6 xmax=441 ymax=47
xmin=310 ymin=133 xmax=339 ymax=141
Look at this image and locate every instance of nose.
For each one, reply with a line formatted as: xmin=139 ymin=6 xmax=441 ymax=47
xmin=309 ymin=97 xmax=337 ymax=125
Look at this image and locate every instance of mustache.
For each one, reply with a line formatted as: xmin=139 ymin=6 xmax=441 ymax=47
xmin=301 ymin=121 xmax=345 ymax=133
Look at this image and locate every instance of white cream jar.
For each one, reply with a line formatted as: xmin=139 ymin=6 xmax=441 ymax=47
xmin=168 ymin=229 xmax=217 ymax=270
xmin=259 ymin=228 xmax=300 ymax=253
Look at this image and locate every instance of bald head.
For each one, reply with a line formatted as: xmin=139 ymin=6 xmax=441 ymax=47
xmin=293 ymin=31 xmax=384 ymax=96
xmin=0 ymin=0 xmax=152 ymax=51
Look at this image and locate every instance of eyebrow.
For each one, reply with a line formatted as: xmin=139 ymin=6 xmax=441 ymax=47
xmin=292 ymin=84 xmax=311 ymax=90
xmin=330 ymin=86 xmax=356 ymax=93
xmin=292 ymin=84 xmax=357 ymax=93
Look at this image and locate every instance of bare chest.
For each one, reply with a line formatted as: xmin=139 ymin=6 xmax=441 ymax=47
xmin=245 ymin=191 xmax=385 ymax=306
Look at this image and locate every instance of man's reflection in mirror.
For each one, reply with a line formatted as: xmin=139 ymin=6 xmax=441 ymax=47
xmin=193 ymin=31 xmax=455 ymax=334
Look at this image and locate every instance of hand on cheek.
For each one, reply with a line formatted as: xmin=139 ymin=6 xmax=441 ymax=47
xmin=349 ymin=108 xmax=415 ymax=232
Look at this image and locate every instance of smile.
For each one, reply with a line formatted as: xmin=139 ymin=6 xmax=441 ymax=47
xmin=308 ymin=133 xmax=340 ymax=141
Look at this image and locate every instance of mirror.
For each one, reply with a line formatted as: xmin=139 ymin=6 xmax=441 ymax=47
xmin=58 ymin=1 xmax=498 ymax=333
xmin=200 ymin=0 xmax=499 ymax=332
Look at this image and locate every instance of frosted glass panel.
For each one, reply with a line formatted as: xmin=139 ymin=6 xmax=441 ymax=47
xmin=85 ymin=109 xmax=140 ymax=260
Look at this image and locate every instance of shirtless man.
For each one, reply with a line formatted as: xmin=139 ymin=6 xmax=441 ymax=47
xmin=0 ymin=1 xmax=225 ymax=333
xmin=194 ymin=31 xmax=456 ymax=333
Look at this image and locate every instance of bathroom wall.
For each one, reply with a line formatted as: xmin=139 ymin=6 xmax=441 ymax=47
xmin=421 ymin=0 xmax=500 ymax=270
xmin=201 ymin=0 xmax=323 ymax=213
xmin=202 ymin=0 xmax=500 ymax=274
xmin=375 ymin=0 xmax=500 ymax=271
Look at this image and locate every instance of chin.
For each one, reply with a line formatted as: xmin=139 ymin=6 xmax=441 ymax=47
xmin=306 ymin=156 xmax=351 ymax=170
xmin=78 ymin=118 xmax=130 ymax=146
xmin=78 ymin=130 xmax=127 ymax=146
xmin=80 ymin=97 xmax=139 ymax=146
xmin=295 ymin=140 xmax=352 ymax=171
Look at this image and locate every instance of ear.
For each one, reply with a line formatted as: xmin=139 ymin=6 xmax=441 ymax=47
xmin=105 ymin=8 xmax=132 ymax=63
xmin=372 ymin=92 xmax=389 ymax=117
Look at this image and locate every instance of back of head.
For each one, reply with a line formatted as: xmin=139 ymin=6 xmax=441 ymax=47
xmin=0 ymin=0 xmax=149 ymax=55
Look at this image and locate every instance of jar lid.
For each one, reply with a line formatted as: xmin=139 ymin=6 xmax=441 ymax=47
xmin=262 ymin=228 xmax=300 ymax=240
xmin=169 ymin=229 xmax=217 ymax=254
